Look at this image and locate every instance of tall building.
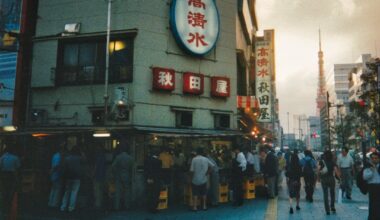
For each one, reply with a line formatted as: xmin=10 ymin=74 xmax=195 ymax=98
xmin=334 ymin=63 xmax=359 ymax=105
xmin=316 ymin=30 xmax=327 ymax=116
xmin=316 ymin=30 xmax=328 ymax=149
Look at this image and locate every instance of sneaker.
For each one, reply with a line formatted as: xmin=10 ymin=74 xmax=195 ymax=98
xmin=346 ymin=195 xmax=352 ymax=200
xmin=296 ymin=206 xmax=300 ymax=210
xmin=331 ymin=207 xmax=336 ymax=212
xmin=326 ymin=211 xmax=330 ymax=215
xmin=289 ymin=207 xmax=294 ymax=214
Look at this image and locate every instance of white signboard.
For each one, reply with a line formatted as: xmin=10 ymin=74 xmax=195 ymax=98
xmin=255 ymin=41 xmax=272 ymax=122
xmin=170 ymin=0 xmax=220 ymax=56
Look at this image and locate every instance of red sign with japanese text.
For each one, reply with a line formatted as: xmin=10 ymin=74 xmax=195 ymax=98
xmin=152 ymin=67 xmax=175 ymax=91
xmin=183 ymin=72 xmax=204 ymax=95
xmin=210 ymin=76 xmax=230 ymax=97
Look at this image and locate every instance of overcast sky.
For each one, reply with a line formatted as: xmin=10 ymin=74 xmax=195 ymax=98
xmin=256 ymin=0 xmax=380 ymax=134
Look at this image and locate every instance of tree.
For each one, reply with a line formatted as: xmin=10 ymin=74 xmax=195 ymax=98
xmin=349 ymin=58 xmax=380 ymax=149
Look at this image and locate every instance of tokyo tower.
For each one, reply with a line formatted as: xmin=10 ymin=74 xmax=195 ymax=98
xmin=316 ymin=29 xmax=327 ymax=116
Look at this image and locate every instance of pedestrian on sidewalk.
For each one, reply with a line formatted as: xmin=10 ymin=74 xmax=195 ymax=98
xmin=60 ymin=144 xmax=84 ymax=212
xmin=318 ymin=149 xmax=340 ymax=215
xmin=337 ymin=147 xmax=354 ymax=200
xmin=189 ymin=147 xmax=213 ymax=211
xmin=206 ymin=150 xmax=220 ymax=207
xmin=259 ymin=146 xmax=278 ymax=199
xmin=93 ymin=144 xmax=107 ymax=210
xmin=363 ymin=152 xmax=380 ymax=220
xmin=48 ymin=143 xmax=65 ymax=208
xmin=0 ymin=142 xmax=21 ymax=217
xmin=144 ymin=148 xmax=162 ymax=213
xmin=285 ymin=152 xmax=302 ymax=214
xmin=231 ymin=145 xmax=246 ymax=206
xmin=300 ymin=150 xmax=317 ymax=202
xmin=277 ymin=152 xmax=286 ymax=188
xmin=112 ymin=145 xmax=134 ymax=211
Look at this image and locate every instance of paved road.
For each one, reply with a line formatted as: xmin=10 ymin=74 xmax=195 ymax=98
xmin=276 ymin=179 xmax=369 ymax=220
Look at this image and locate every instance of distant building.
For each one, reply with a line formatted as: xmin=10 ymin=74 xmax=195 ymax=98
xmin=308 ymin=116 xmax=322 ymax=151
xmin=283 ymin=133 xmax=296 ymax=150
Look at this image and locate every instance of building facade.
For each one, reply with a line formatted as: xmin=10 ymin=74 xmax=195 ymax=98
xmin=4 ymin=0 xmax=259 ymax=205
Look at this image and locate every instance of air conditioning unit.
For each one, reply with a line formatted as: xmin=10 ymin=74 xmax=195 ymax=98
xmin=30 ymin=109 xmax=48 ymax=125
xmin=62 ymin=23 xmax=81 ymax=36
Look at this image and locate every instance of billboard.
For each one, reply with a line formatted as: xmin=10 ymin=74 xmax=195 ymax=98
xmin=255 ymin=41 xmax=272 ymax=122
xmin=0 ymin=0 xmax=22 ymax=126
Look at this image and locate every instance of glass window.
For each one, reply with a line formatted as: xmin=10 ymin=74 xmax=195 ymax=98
xmin=175 ymin=111 xmax=193 ymax=127
xmin=57 ymin=35 xmax=134 ymax=85
xmin=214 ymin=114 xmax=230 ymax=129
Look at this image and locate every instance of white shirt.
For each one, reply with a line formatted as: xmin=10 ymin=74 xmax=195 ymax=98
xmin=337 ymin=154 xmax=354 ymax=168
xmin=236 ymin=152 xmax=247 ymax=171
xmin=246 ymin=152 xmax=254 ymax=165
xmin=190 ymin=155 xmax=213 ymax=185
xmin=363 ymin=164 xmax=380 ymax=184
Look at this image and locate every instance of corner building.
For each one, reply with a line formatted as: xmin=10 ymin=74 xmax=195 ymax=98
xmin=24 ymin=0 xmax=257 ymax=205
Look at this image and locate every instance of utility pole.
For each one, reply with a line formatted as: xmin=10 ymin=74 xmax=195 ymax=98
xmin=327 ymin=92 xmax=331 ymax=150
xmin=336 ymin=104 xmax=345 ymax=149
xmin=104 ymin=0 xmax=113 ymax=124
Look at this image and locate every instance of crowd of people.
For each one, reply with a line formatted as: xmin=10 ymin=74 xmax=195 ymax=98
xmin=280 ymin=147 xmax=380 ymax=220
xmin=0 ymin=138 xmax=378 ymax=220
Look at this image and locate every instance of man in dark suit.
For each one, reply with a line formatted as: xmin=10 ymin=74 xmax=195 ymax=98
xmin=145 ymin=148 xmax=162 ymax=213
xmin=259 ymin=146 xmax=278 ymax=198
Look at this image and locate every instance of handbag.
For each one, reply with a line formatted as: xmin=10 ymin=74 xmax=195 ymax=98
xmin=320 ymin=160 xmax=328 ymax=175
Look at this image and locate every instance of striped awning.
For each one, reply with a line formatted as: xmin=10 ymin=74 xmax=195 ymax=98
xmin=237 ymin=96 xmax=259 ymax=108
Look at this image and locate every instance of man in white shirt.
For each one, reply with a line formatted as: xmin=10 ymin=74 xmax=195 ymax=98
xmin=363 ymin=152 xmax=380 ymax=220
xmin=190 ymin=147 xmax=213 ymax=211
xmin=231 ymin=146 xmax=247 ymax=206
xmin=337 ymin=147 xmax=354 ymax=199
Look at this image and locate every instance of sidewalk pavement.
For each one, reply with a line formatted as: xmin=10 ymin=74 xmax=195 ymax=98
xmin=11 ymin=179 xmax=370 ymax=219
xmin=276 ymin=179 xmax=369 ymax=220
xmin=13 ymin=194 xmax=269 ymax=220
xmin=104 ymin=197 xmax=269 ymax=220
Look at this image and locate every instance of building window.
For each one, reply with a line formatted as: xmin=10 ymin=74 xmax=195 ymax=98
xmin=91 ymin=109 xmax=105 ymax=125
xmin=175 ymin=111 xmax=193 ymax=128
xmin=214 ymin=114 xmax=230 ymax=129
xmin=57 ymin=35 xmax=134 ymax=85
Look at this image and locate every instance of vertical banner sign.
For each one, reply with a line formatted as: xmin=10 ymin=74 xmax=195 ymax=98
xmin=170 ymin=0 xmax=220 ymax=56
xmin=0 ymin=0 xmax=22 ymax=127
xmin=255 ymin=41 xmax=272 ymax=122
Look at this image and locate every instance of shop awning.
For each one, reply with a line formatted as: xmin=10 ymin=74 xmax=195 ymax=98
xmin=133 ymin=126 xmax=243 ymax=137
xmin=1 ymin=125 xmax=243 ymax=138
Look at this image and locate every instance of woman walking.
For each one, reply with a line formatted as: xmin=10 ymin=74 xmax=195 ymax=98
xmin=318 ymin=150 xmax=340 ymax=215
xmin=300 ymin=150 xmax=317 ymax=202
xmin=285 ymin=152 xmax=302 ymax=214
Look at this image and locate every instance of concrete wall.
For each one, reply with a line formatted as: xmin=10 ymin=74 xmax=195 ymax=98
xmin=30 ymin=0 xmax=238 ymax=128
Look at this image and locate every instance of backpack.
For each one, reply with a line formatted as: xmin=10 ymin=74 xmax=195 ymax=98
xmin=356 ymin=167 xmax=368 ymax=195
xmin=302 ymin=159 xmax=314 ymax=177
